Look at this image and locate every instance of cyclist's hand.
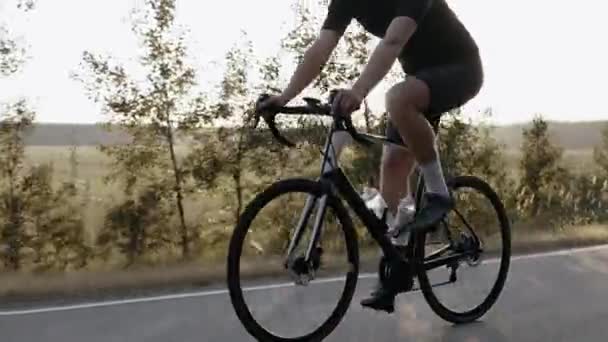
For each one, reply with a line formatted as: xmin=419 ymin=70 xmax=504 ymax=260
xmin=332 ymin=88 xmax=363 ymax=117
xmin=256 ymin=94 xmax=288 ymax=113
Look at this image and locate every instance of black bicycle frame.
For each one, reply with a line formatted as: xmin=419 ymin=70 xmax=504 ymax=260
xmin=284 ymin=120 xmax=475 ymax=273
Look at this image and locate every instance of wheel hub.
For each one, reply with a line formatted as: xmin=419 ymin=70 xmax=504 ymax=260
xmin=286 ymin=247 xmax=323 ymax=286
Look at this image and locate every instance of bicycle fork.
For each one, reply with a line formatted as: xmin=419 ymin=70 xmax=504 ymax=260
xmin=284 ymin=130 xmax=352 ymax=285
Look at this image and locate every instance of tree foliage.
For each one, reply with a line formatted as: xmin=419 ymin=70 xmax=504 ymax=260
xmin=0 ymin=26 xmax=26 ymax=77
xmin=0 ymin=102 xmax=89 ymax=270
xmin=75 ymin=0 xmax=219 ymax=261
xmin=439 ymin=109 xmax=510 ymax=191
xmin=516 ymin=115 xmax=568 ymax=217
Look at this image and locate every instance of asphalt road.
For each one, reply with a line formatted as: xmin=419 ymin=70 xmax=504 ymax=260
xmin=2 ymin=245 xmax=608 ymax=341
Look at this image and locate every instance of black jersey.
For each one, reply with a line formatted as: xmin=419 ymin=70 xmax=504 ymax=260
xmin=321 ymin=0 xmax=479 ymax=72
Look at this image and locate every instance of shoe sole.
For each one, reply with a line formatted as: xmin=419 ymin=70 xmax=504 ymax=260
xmin=361 ymin=302 xmax=395 ymax=314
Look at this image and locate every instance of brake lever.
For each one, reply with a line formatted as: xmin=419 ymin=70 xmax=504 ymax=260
xmin=254 ymin=93 xmax=295 ymax=146
xmin=252 ymin=93 xmax=271 ymax=129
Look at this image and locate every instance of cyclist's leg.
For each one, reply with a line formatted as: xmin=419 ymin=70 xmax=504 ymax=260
xmin=361 ymin=60 xmax=483 ymax=313
xmin=362 ymin=122 xmax=418 ymax=314
xmin=387 ymin=60 xmax=483 ymax=233
xmin=379 ymin=129 xmax=416 ymax=214
xmin=362 ymin=80 xmax=436 ymax=313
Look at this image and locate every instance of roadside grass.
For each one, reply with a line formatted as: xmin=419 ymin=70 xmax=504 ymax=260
xmin=1 ymin=223 xmax=607 ymax=302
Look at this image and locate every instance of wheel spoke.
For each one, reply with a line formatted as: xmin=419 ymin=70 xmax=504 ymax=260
xmin=423 ymin=251 xmax=474 ymax=271
xmin=453 ymin=207 xmax=481 ymax=243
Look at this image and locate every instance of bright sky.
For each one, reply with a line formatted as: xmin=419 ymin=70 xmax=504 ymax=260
xmin=0 ymin=0 xmax=606 ymax=125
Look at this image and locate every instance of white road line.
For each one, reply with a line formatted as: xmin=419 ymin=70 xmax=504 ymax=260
xmin=1 ymin=244 xmax=606 ymax=316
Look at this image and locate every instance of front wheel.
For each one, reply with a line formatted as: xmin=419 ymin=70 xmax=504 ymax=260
xmin=227 ymin=178 xmax=359 ymax=342
xmin=415 ymin=175 xmax=511 ymax=324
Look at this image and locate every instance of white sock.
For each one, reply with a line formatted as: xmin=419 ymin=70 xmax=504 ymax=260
xmin=396 ymin=194 xmax=415 ymax=212
xmin=420 ymin=159 xmax=449 ymax=196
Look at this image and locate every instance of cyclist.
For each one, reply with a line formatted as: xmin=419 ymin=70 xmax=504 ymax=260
xmin=258 ymin=0 xmax=483 ymax=313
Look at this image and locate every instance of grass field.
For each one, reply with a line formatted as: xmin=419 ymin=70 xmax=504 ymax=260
xmin=23 ymin=144 xmax=598 ymax=217
xmin=20 ymin=144 xmax=601 ymax=253
xmin=25 ymin=146 xmax=597 ymax=188
xmin=22 ymin=145 xmax=235 ymax=251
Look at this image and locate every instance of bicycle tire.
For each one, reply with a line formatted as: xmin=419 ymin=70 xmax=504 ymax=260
xmin=227 ymin=178 xmax=359 ymax=342
xmin=415 ymin=175 xmax=511 ymax=324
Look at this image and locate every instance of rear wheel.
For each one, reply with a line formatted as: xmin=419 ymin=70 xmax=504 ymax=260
xmin=227 ymin=178 xmax=359 ymax=341
xmin=415 ymin=175 xmax=511 ymax=324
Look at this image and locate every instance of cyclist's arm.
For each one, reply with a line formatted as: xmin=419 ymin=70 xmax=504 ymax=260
xmin=280 ymin=30 xmax=342 ymax=102
xmin=280 ymin=0 xmax=353 ymax=102
xmin=352 ymin=1 xmax=432 ymax=98
xmin=351 ymin=18 xmax=417 ymax=98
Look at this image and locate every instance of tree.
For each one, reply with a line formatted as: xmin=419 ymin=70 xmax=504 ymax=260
xmin=214 ymin=37 xmax=293 ymax=226
xmin=75 ymin=0 xmax=216 ymax=260
xmin=516 ymin=115 xmax=568 ymax=217
xmin=0 ymin=102 xmax=89 ymax=271
xmin=0 ymin=11 xmax=30 ymax=270
xmin=0 ymin=27 xmax=26 ymax=77
xmin=0 ymin=101 xmax=34 ymax=269
xmin=593 ymin=124 xmax=608 ymax=176
xmin=16 ymin=0 xmax=36 ymax=11
xmin=20 ymin=164 xmax=91 ymax=271
xmin=1 ymin=0 xmax=36 ymax=75
xmin=214 ymin=41 xmax=255 ymax=225
xmin=438 ymin=109 xmax=510 ymax=188
xmin=0 ymin=0 xmax=89 ymax=271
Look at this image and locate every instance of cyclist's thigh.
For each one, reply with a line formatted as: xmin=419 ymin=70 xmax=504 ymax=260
xmin=412 ymin=59 xmax=484 ymax=122
xmin=385 ymin=59 xmax=482 ymax=144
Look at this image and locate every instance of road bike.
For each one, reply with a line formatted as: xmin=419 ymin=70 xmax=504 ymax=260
xmin=227 ymin=90 xmax=511 ymax=341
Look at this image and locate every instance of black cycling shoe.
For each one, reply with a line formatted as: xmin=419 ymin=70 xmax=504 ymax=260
xmin=392 ymin=192 xmax=454 ymax=237
xmin=360 ymin=282 xmax=396 ymax=314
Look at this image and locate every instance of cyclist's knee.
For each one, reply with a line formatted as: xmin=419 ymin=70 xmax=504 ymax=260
xmin=386 ymin=79 xmax=430 ymax=117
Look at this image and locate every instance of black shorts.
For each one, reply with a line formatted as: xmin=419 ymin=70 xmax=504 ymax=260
xmin=386 ymin=57 xmax=484 ymax=144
